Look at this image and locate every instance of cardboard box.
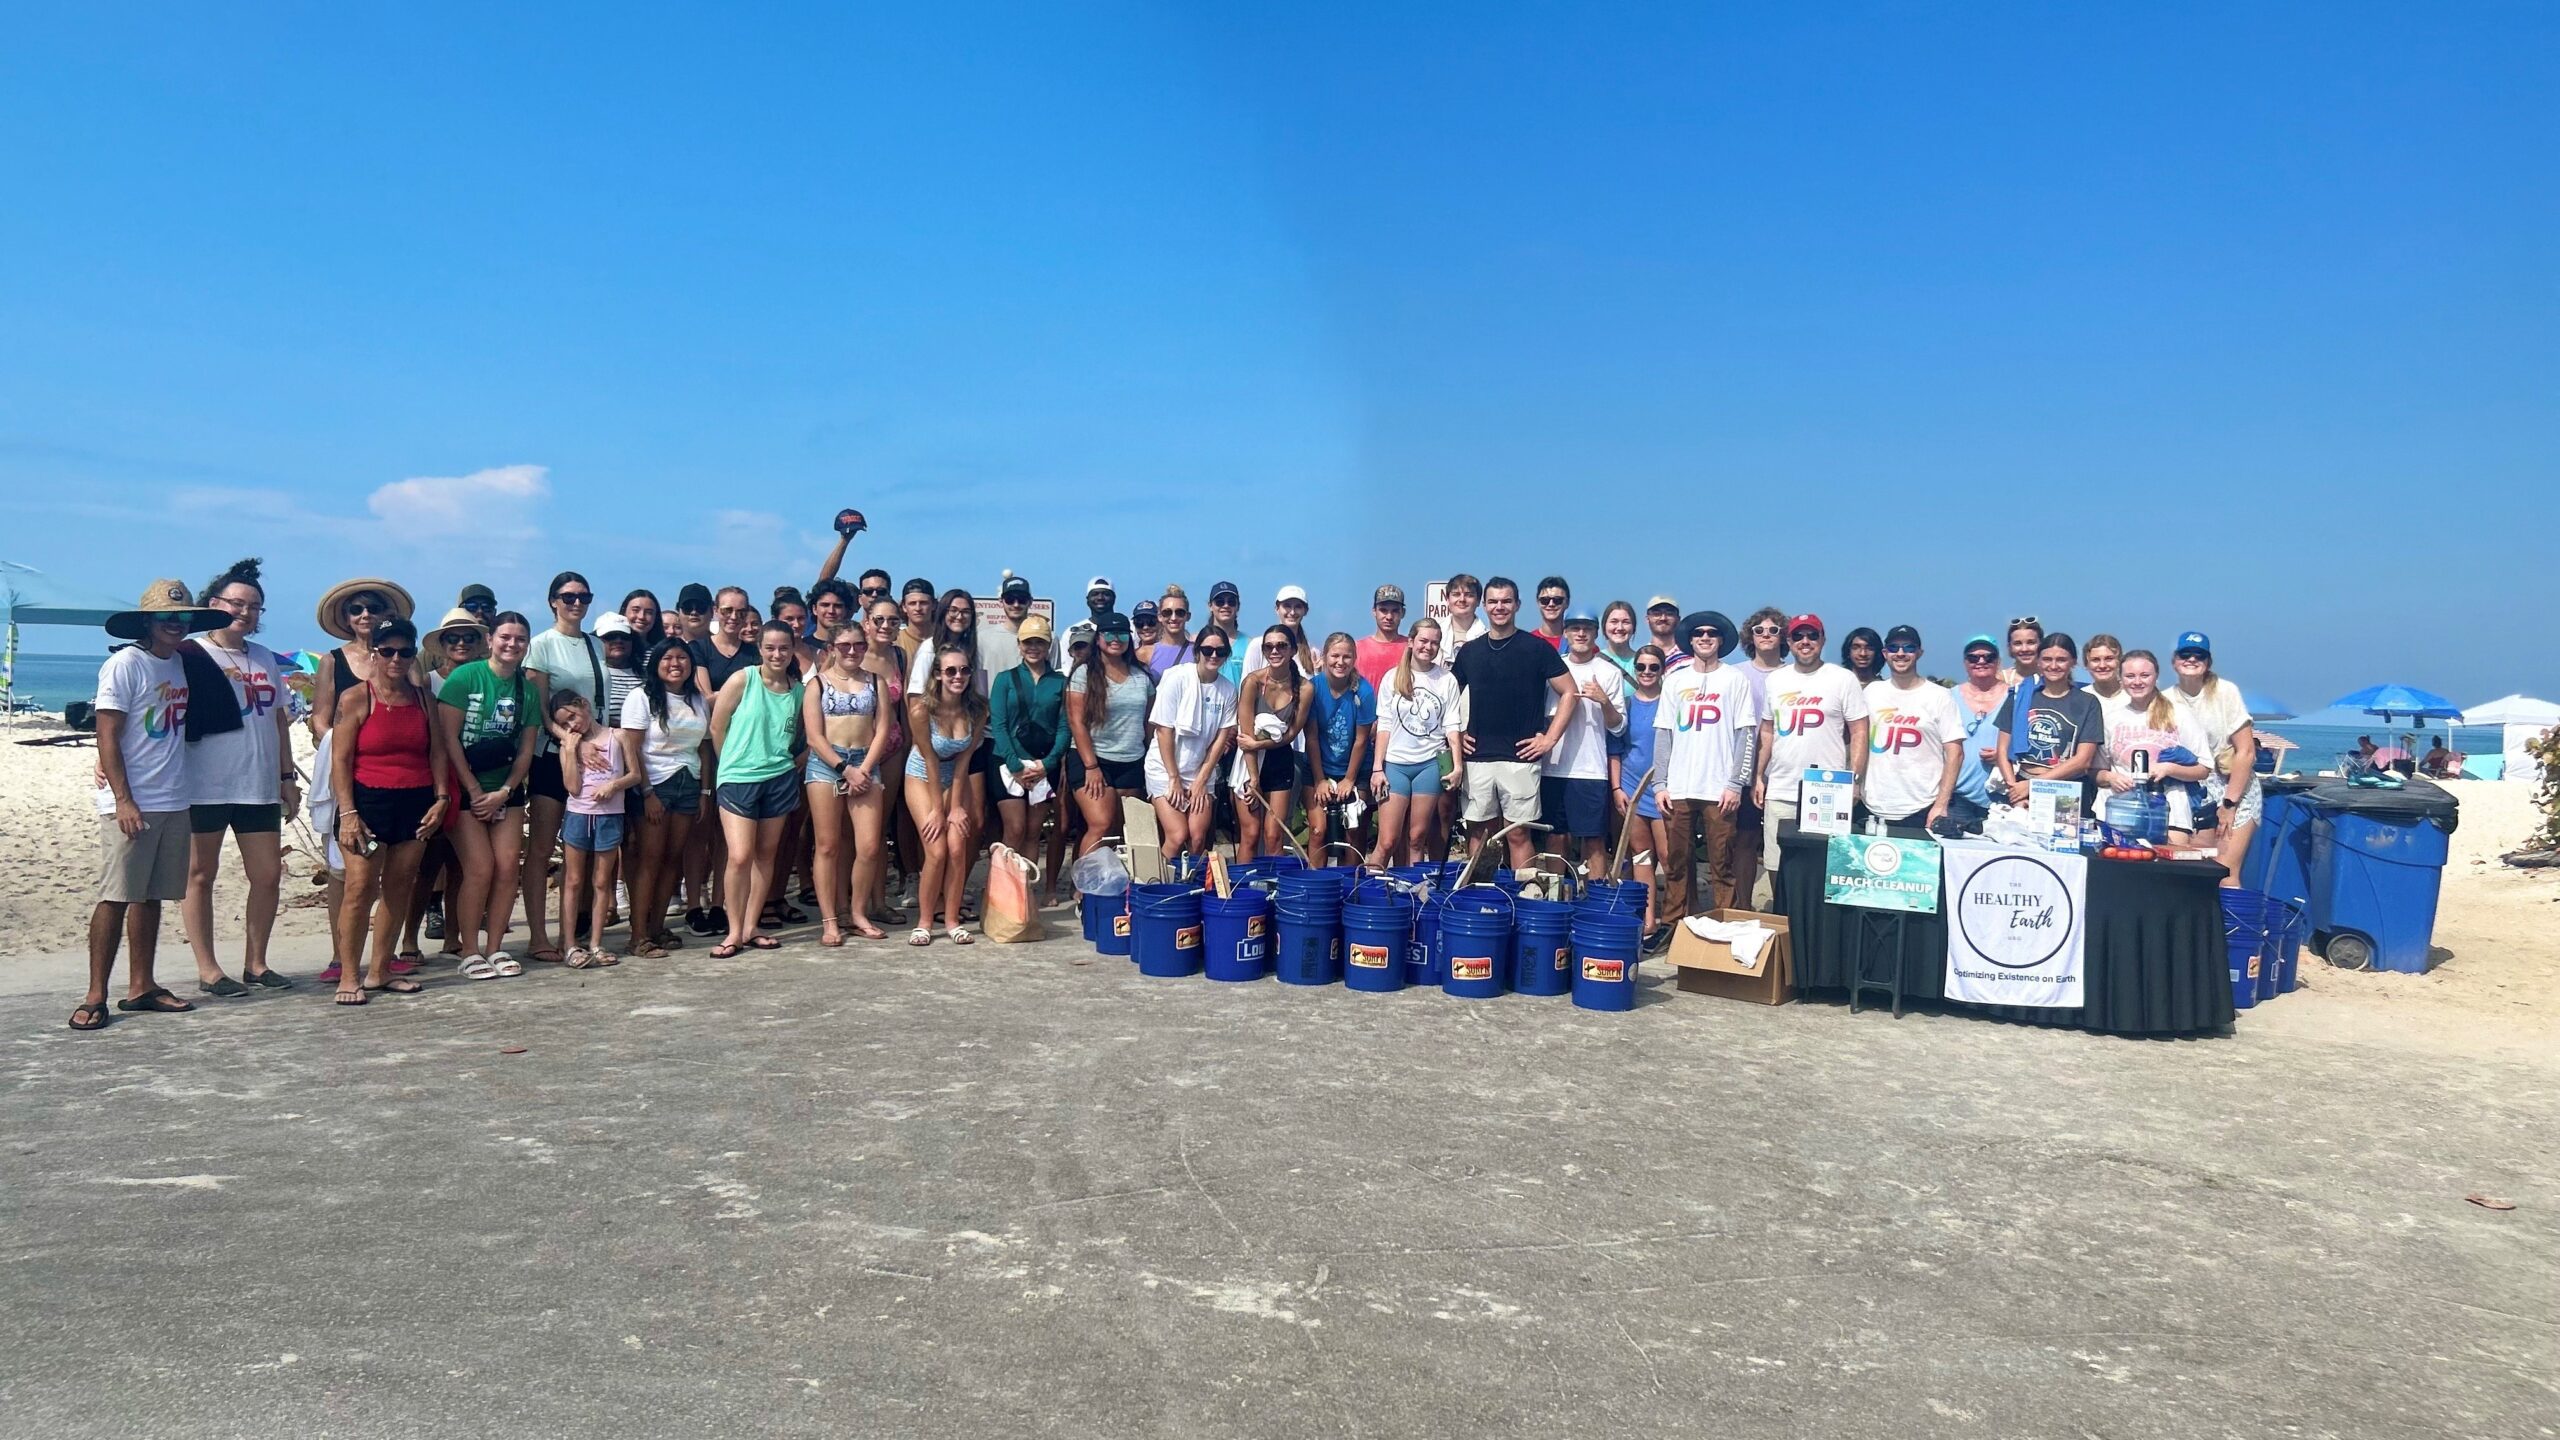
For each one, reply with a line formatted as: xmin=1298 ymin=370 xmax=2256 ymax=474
xmin=1667 ymin=907 xmax=1794 ymax=1005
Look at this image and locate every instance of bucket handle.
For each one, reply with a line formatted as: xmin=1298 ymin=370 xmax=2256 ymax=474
xmin=1450 ymin=881 xmax=1517 ymax=920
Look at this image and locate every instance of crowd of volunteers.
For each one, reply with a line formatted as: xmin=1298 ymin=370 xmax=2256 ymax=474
xmin=64 ymin=527 xmax=2268 ymax=1031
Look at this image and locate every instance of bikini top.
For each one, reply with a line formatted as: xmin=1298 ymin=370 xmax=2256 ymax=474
xmin=927 ymin=725 xmax=971 ymax=759
xmin=820 ymin=672 xmax=878 ymax=718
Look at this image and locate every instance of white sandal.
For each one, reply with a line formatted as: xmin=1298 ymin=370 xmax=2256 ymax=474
xmin=459 ymin=953 xmax=501 ymax=981
xmin=947 ymin=926 xmax=974 ymax=946
xmin=906 ymin=927 xmax=933 ymax=947
xmin=489 ymin=951 xmax=524 ymax=977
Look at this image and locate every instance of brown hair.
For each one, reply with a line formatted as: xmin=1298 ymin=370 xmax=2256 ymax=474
xmin=1391 ymin=617 xmax=1443 ymax=699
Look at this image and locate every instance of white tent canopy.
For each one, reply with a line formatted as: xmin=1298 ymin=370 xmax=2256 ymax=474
xmin=2460 ymin=694 xmax=2560 ymax=727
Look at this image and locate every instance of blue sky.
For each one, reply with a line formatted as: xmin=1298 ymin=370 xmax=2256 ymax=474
xmin=2 ymin=3 xmax=2551 ymax=707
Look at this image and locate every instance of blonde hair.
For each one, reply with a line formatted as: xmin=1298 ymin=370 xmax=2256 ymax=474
xmin=2122 ymin=650 xmax=2179 ymax=730
xmin=1391 ymin=617 xmax=1443 ymax=699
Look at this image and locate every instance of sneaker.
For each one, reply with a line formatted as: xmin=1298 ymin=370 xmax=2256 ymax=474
xmin=685 ymin=907 xmax=719 ymax=936
xmin=422 ymin=907 xmax=445 ymax=940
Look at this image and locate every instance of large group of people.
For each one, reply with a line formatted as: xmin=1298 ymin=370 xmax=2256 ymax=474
xmin=66 ymin=530 xmax=2270 ymax=1032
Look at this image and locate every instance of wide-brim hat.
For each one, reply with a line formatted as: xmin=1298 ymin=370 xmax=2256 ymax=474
xmin=103 ymin=579 xmax=226 ymax=642
xmin=315 ymin=578 xmax=416 ymax=641
xmin=1678 ymin=610 xmax=1739 ymax=660
xmin=420 ymin=606 xmax=488 ymax=669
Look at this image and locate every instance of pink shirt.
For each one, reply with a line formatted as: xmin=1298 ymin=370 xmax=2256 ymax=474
xmin=1354 ymin=635 xmax=1408 ymax=690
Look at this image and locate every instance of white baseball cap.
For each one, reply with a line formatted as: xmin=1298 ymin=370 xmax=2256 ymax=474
xmin=1085 ymin=575 xmax=1115 ymax=596
xmin=1275 ymin=584 xmax=1309 ymax=606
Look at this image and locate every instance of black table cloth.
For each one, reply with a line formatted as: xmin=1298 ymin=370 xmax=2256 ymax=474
xmin=1775 ymin=825 xmax=2235 ymax=1035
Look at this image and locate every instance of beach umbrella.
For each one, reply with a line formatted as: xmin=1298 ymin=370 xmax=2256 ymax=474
xmin=2328 ymin=683 xmax=2464 ymax=725
xmin=2240 ymin=690 xmax=2295 ymax=721
xmin=2 ymin=559 xmax=131 ymax=706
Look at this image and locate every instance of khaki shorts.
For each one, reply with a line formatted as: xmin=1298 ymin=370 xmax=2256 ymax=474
xmin=98 ymin=810 xmax=192 ymax=904
xmin=1463 ymin=760 xmax=1542 ymax=824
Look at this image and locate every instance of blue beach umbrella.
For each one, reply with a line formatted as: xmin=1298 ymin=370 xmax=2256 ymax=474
xmin=2329 ymin=683 xmax=2464 ymax=725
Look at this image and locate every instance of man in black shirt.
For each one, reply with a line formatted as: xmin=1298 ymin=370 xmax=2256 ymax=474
xmin=1450 ymin=576 xmax=1577 ymax=870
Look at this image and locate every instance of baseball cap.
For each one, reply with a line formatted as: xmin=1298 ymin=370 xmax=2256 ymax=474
xmin=1132 ymin=599 xmax=1160 ymax=623
xmin=674 ymin=583 xmax=712 ymax=613
xmin=1962 ymin=634 xmax=2000 ymax=658
xmin=1787 ymin=613 xmax=1825 ymax=638
xmin=1884 ymin=624 xmax=1922 ymax=647
xmin=458 ymin=583 xmax=497 ymax=609
xmin=1094 ymin=611 xmax=1133 ymax=639
xmin=1646 ymin=595 xmax=1678 ymax=614
xmin=1210 ymin=580 xmax=1240 ymax=604
xmin=1064 ymin=619 xmax=1097 ymax=649
xmin=1373 ymin=583 xmax=1406 ymax=608
xmin=2175 ymin=630 xmax=2212 ymax=656
xmin=1086 ymin=575 xmax=1115 ymax=596
xmin=594 ymin=613 xmax=634 ymax=638
xmin=901 ymin=577 xmax=937 ymax=599
xmin=1017 ymin=613 xmax=1054 ymax=642
xmin=1562 ymin=607 xmax=1599 ymax=627
xmin=1000 ymin=573 xmax=1032 ymax=601
xmin=1275 ymin=585 xmax=1308 ymax=606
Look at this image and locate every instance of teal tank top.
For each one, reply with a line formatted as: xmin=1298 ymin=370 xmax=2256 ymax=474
xmin=721 ymin=673 xmax=802 ymax=784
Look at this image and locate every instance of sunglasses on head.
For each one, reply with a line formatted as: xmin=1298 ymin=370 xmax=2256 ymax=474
xmin=2009 ymin=614 xmax=2040 ymax=629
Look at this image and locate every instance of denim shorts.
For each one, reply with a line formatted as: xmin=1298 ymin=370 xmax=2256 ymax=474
xmin=717 ymin=770 xmax=803 ymax=821
xmin=1383 ymin=758 xmax=1442 ymax=797
xmin=653 ymin=769 xmax=702 ymax=817
xmin=805 ymin=748 xmax=867 ymax=786
xmin=562 ymin=811 xmax=625 ymax=853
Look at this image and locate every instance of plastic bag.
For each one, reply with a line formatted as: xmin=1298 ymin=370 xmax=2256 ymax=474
xmin=985 ymin=844 xmax=1044 ymax=944
xmin=1071 ymin=848 xmax=1130 ymax=897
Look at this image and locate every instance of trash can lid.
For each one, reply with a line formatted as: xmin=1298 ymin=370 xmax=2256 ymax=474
xmin=2299 ymin=775 xmax=2461 ymax=833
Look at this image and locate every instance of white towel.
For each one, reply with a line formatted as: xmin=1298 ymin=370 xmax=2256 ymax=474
xmin=1682 ymin=914 xmax=1772 ymax=969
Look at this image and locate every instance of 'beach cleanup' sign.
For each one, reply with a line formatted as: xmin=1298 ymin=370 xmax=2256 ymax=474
xmin=1942 ymin=840 xmax=2086 ymax=1007
xmin=1825 ymin=834 xmax=1942 ymax=914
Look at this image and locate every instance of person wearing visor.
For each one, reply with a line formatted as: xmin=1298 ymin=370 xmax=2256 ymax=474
xmin=1066 ymin=611 xmax=1154 ymax=857
xmin=1356 ymin=584 xmax=1410 ymax=688
xmin=1653 ymin=610 xmax=1758 ymax=945
xmin=1270 ymin=586 xmax=1312 ymax=669
xmin=1145 ymin=627 xmax=1239 ymax=866
xmin=1752 ymin=613 xmax=1869 ymax=907
xmin=2166 ymin=630 xmax=2262 ymax=881
xmin=1859 ymin=625 xmax=1964 ymax=832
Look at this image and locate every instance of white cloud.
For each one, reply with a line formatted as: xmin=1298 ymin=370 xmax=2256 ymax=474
xmin=366 ymin=465 xmax=549 ymax=540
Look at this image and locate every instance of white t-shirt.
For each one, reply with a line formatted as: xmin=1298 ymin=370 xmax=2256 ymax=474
xmin=525 ymin=629 xmax=605 ymax=754
xmin=1143 ymin=666 xmax=1238 ymax=787
xmin=1762 ymin=663 xmax=1871 ymax=800
xmin=1656 ymin=663 xmax=1760 ymax=801
xmin=1541 ymin=654 xmax=1628 ymax=781
xmin=620 ymin=688 xmax=711 ymax=784
xmin=2105 ymin=703 xmax=2213 ymax=831
xmin=94 ymin=647 xmax=191 ymax=815
xmin=1376 ymin=664 xmax=1461 ymax=765
xmin=1440 ymin=612 xmax=1487 ymax=649
xmin=186 ymin=637 xmax=286 ymax=805
xmin=2168 ymin=678 xmax=2258 ymax=799
xmin=1861 ymin=680 xmax=1965 ymax=820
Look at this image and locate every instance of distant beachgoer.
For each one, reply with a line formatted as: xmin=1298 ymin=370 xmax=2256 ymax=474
xmin=181 ymin=558 xmax=299 ymax=997
xmin=70 ymin=580 xmax=226 ymax=1031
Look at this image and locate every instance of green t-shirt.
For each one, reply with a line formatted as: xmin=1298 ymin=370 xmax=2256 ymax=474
xmin=438 ymin=660 xmax=533 ymax=790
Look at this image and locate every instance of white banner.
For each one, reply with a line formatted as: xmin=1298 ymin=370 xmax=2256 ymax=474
xmin=1941 ymin=839 xmax=2086 ymax=1008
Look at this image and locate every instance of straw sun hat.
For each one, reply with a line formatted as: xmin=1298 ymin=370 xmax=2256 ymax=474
xmin=314 ymin=578 xmax=417 ymax=642
xmin=103 ymin=579 xmax=226 ymax=642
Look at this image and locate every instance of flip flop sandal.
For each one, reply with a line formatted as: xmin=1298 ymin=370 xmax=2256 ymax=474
xmin=629 ymin=941 xmax=668 ymax=959
xmin=389 ymin=955 xmax=423 ymax=976
xmin=489 ymin=952 xmax=524 ymax=978
xmin=117 ymin=987 xmax=195 ymax=1014
xmin=333 ymin=989 xmax=370 ymax=1007
xmin=820 ymin=927 xmax=846 ymax=948
xmin=68 ymin=1001 xmax=112 ymax=1031
xmin=198 ymin=976 xmax=252 ymax=998
xmin=459 ymin=954 xmax=502 ymax=981
xmin=709 ymin=941 xmax=744 ymax=959
xmin=747 ymin=936 xmax=781 ymax=950
xmin=528 ymin=948 xmax=567 ymax=965
xmin=364 ymin=978 xmax=426 ymax=995
xmin=849 ymin=924 xmax=887 ymax=941
xmin=244 ymin=968 xmax=294 ymax=989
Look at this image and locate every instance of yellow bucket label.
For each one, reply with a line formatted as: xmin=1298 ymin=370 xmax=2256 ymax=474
xmin=1581 ymin=956 xmax=1625 ymax=982
xmin=1246 ymin=915 xmax=1268 ymax=939
xmin=1112 ymin=913 xmax=1130 ymax=937
xmin=1176 ymin=924 xmax=1202 ymax=951
xmin=1550 ymin=946 xmax=1569 ymax=971
xmin=2246 ymin=954 xmax=2260 ymax=978
xmin=1349 ymin=942 xmax=1390 ymax=969
xmin=1451 ymin=955 xmax=1493 ymax=981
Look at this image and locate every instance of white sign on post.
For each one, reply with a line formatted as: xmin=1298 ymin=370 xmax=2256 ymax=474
xmin=1941 ymin=839 xmax=2087 ymax=1008
xmin=1424 ymin=581 xmax=1450 ymax=625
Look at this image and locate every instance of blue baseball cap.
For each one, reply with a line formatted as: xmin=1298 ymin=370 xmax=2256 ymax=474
xmin=2175 ymin=630 xmax=2212 ymax=656
xmin=1562 ymin=607 xmax=1599 ymax=627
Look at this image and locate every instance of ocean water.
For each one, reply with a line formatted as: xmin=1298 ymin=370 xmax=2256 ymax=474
xmin=3 ymin=651 xmax=112 ymax=712
xmin=2256 ymin=721 xmax=2509 ymax=775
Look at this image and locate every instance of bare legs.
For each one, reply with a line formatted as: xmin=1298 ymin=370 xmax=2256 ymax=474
xmin=717 ymin=809 xmax=788 ymax=951
xmin=184 ymin=826 xmax=284 ymax=985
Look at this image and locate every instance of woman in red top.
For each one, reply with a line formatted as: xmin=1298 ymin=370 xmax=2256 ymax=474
xmin=328 ymin=618 xmax=450 ymax=1005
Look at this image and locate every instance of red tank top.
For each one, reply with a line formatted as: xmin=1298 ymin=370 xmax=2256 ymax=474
xmin=353 ymin=683 xmax=436 ymax=789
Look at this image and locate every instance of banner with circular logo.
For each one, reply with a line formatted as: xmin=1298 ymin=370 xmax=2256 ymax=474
xmin=1941 ymin=840 xmax=2087 ymax=1007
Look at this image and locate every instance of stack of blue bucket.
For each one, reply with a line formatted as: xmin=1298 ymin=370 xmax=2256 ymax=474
xmin=1274 ymin=865 xmax=1351 ymax=985
xmin=1081 ymin=887 xmax=1132 ymax=958
xmin=1569 ymin=879 xmax=1642 ymax=1011
xmin=1510 ymin=891 xmax=1575 ymax=997
xmin=2219 ymin=890 xmax=2272 ymax=1012
xmin=1200 ymin=883 xmax=1273 ymax=982
xmin=1436 ymin=886 xmax=1513 ymax=999
xmin=1129 ymin=882 xmax=1205 ymax=978
xmin=1342 ymin=878 xmax=1414 ymax=993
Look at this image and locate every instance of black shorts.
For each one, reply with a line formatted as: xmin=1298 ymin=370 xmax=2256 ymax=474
xmin=1066 ymin=753 xmax=1146 ymax=793
xmin=527 ymin=753 xmax=571 ymax=804
xmin=1254 ymin=747 xmax=1298 ymax=794
xmin=352 ymin=784 xmax=438 ymax=846
xmin=1538 ymin=776 xmax=1610 ymax=840
xmin=191 ymin=802 xmax=282 ymax=835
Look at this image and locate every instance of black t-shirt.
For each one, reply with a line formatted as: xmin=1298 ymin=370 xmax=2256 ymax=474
xmin=1452 ymin=632 xmax=1570 ymax=758
xmin=689 ymin=636 xmax=757 ymax=695
xmin=1995 ymin=685 xmax=2104 ymax=769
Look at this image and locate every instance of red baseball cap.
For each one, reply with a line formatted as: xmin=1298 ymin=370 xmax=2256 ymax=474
xmin=1787 ymin=613 xmax=1825 ymax=637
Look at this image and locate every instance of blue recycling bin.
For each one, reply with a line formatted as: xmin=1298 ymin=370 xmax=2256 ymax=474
xmin=2308 ymin=810 xmax=2450 ymax=974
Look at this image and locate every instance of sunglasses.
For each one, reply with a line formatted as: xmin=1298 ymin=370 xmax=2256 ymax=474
xmin=938 ymin=665 xmax=972 ymax=677
xmin=554 ymin=591 xmax=593 ymax=604
xmin=375 ymin=646 xmax=417 ymax=660
xmin=1789 ymin=629 xmax=1821 ymax=640
xmin=717 ymin=605 xmax=750 ymax=617
xmin=1690 ymin=628 xmax=1722 ymax=641
xmin=1751 ymin=623 xmax=1781 ymax=635
xmin=441 ymin=631 xmax=481 ymax=646
xmin=1884 ymin=643 xmax=1918 ymax=656
xmin=1263 ymin=641 xmax=1292 ymax=653
xmin=344 ymin=599 xmax=389 ymax=617
xmin=1634 ymin=663 xmax=1662 ymax=675
xmin=462 ymin=598 xmax=495 ymax=611
xmin=2175 ymin=650 xmax=2210 ymax=662
xmin=1160 ymin=608 xmax=1188 ymax=620
xmin=2008 ymin=615 xmax=2040 ymax=629
xmin=858 ymin=585 xmax=889 ymax=596
xmin=1102 ymin=632 xmax=1131 ymax=644
xmin=1197 ymin=646 xmax=1231 ymax=659
xmin=1965 ymin=653 xmax=1998 ymax=663
xmin=1537 ymin=595 xmax=1567 ymax=606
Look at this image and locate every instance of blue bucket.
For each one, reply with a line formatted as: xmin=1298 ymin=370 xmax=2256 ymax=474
xmin=1274 ymin=903 xmax=1342 ymax=985
xmin=1084 ymin=889 xmax=1131 ymax=957
xmin=2273 ymin=901 xmax=2306 ymax=995
xmin=1437 ymin=888 xmax=1514 ymax=1000
xmin=1406 ymin=889 xmax=1445 ymax=986
xmin=1570 ymin=910 xmax=1641 ymax=1012
xmin=1511 ymin=897 xmax=1575 ymax=997
xmin=1130 ymin=884 xmax=1205 ymax=978
xmin=1577 ymin=879 xmax=1649 ymax=919
xmin=1341 ymin=895 xmax=1413 ymax=993
xmin=2220 ymin=890 xmax=2268 ymax=1012
xmin=1201 ymin=889 xmax=1273 ymax=983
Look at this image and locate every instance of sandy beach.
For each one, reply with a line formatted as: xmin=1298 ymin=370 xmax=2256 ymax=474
xmin=3 ymin=714 xmax=2552 ymax=1055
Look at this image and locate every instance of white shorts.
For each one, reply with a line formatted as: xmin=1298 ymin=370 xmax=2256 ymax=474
xmin=1463 ymin=760 xmax=1541 ymax=824
xmin=1143 ymin=752 xmax=1202 ymax=801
